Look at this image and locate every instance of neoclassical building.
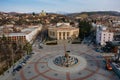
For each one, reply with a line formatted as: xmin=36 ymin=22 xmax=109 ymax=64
xmin=48 ymin=23 xmax=79 ymax=40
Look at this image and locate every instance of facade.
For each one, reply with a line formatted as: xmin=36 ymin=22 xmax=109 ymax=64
xmin=48 ymin=23 xmax=79 ymax=40
xmin=96 ymin=25 xmax=114 ymax=45
xmin=0 ymin=25 xmax=42 ymax=43
xmin=21 ymin=26 xmax=42 ymax=42
xmin=112 ymin=27 xmax=120 ymax=41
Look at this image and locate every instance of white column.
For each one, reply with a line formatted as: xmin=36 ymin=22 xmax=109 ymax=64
xmin=65 ymin=32 xmax=67 ymax=40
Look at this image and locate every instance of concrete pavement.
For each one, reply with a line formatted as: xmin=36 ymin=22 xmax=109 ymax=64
xmin=3 ymin=43 xmax=120 ymax=80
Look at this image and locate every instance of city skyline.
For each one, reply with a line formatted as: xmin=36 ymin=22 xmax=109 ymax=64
xmin=0 ymin=0 xmax=120 ymax=13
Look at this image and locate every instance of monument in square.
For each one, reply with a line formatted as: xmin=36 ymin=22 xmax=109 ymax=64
xmin=48 ymin=40 xmax=87 ymax=73
xmin=53 ymin=43 xmax=79 ymax=67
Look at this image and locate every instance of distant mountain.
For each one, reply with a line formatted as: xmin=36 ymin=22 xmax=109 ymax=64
xmin=66 ymin=11 xmax=120 ymax=17
xmin=0 ymin=11 xmax=62 ymax=16
xmin=56 ymin=11 xmax=69 ymax=15
xmin=0 ymin=11 xmax=120 ymax=17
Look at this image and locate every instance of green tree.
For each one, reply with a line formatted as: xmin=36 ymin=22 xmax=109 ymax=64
xmin=78 ymin=21 xmax=92 ymax=40
xmin=32 ymin=12 xmax=35 ymax=16
xmin=23 ymin=42 xmax=32 ymax=55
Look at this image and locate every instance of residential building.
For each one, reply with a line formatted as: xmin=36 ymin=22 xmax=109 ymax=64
xmin=96 ymin=25 xmax=114 ymax=45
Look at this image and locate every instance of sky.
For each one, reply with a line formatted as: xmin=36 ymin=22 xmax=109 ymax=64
xmin=0 ymin=0 xmax=120 ymax=13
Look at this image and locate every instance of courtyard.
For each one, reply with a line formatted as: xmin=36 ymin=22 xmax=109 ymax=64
xmin=7 ymin=42 xmax=120 ymax=80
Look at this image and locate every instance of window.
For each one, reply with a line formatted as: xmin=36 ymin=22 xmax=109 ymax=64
xmin=13 ymin=36 xmax=16 ymax=40
xmin=103 ymin=40 xmax=105 ymax=42
xmin=8 ymin=37 xmax=10 ymax=40
xmin=17 ymin=36 xmax=19 ymax=39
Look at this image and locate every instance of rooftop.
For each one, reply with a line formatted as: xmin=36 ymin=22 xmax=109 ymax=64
xmin=49 ymin=23 xmax=79 ymax=31
xmin=0 ymin=25 xmax=41 ymax=37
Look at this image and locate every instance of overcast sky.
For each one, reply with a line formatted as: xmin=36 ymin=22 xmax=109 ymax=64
xmin=0 ymin=0 xmax=120 ymax=13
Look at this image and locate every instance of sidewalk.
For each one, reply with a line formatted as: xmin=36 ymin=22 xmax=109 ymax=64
xmin=0 ymin=60 xmax=21 ymax=80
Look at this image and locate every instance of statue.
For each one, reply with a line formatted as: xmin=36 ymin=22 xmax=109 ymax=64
xmin=53 ymin=41 xmax=78 ymax=67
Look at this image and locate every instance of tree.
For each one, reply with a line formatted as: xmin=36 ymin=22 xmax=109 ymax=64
xmin=78 ymin=21 xmax=92 ymax=40
xmin=0 ymin=35 xmax=30 ymax=74
xmin=1 ymin=34 xmax=7 ymax=43
xmin=23 ymin=42 xmax=32 ymax=55
xmin=32 ymin=12 xmax=35 ymax=16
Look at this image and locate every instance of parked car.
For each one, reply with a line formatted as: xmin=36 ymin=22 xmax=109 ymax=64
xmin=31 ymin=52 xmax=35 ymax=54
xmin=20 ymin=62 xmax=26 ymax=66
xmin=25 ymin=56 xmax=30 ymax=59
xmin=13 ymin=65 xmax=22 ymax=72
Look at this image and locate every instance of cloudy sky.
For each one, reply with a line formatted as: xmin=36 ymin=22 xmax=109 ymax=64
xmin=0 ymin=0 xmax=120 ymax=13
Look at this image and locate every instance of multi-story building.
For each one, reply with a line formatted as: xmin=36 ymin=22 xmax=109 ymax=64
xmin=111 ymin=21 xmax=120 ymax=41
xmin=0 ymin=25 xmax=42 ymax=43
xmin=48 ymin=23 xmax=79 ymax=40
xmin=96 ymin=25 xmax=114 ymax=45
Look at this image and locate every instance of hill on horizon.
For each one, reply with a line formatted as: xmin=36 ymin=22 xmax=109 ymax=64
xmin=66 ymin=11 xmax=120 ymax=17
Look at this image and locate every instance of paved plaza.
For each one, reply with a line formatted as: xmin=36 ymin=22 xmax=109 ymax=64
xmin=7 ymin=43 xmax=120 ymax=80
